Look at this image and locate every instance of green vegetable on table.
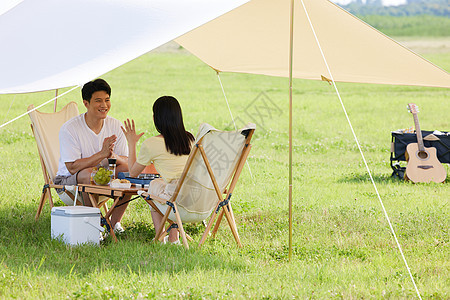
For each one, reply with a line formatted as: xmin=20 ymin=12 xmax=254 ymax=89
xmin=93 ymin=167 xmax=113 ymax=185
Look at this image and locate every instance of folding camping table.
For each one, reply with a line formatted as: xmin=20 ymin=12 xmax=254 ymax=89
xmin=77 ymin=184 xmax=144 ymax=242
xmin=390 ymin=130 xmax=450 ymax=178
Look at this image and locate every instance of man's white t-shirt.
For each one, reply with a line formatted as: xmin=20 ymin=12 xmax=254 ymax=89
xmin=56 ymin=113 xmax=128 ymax=177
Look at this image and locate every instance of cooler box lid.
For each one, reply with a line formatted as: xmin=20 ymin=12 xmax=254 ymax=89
xmin=51 ymin=206 xmax=101 ymax=216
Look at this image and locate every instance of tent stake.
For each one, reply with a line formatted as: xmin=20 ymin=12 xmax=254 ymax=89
xmin=288 ymin=0 xmax=295 ymax=262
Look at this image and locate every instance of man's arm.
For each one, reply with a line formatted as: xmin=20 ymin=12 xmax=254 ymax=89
xmin=65 ymin=135 xmax=116 ymax=175
xmin=65 ymin=152 xmax=106 ymax=175
xmin=114 ymin=154 xmax=129 ymax=173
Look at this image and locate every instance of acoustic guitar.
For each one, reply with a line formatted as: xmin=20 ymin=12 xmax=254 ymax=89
xmin=404 ymin=103 xmax=446 ymax=183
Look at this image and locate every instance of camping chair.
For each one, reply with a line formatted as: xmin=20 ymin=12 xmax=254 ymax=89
xmin=28 ymin=102 xmax=80 ymax=220
xmin=140 ymin=123 xmax=255 ymax=249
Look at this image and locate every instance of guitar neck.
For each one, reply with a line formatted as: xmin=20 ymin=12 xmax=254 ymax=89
xmin=412 ymin=113 xmax=425 ymax=151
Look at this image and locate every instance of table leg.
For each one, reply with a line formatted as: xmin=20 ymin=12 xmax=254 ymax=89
xmin=88 ymin=192 xmax=118 ymax=243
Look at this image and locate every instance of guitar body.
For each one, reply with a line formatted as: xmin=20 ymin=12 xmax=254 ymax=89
xmin=405 ymin=143 xmax=447 ymax=183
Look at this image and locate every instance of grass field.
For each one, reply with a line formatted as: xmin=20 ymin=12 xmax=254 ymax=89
xmin=0 ymin=38 xmax=448 ymax=299
xmin=359 ymin=15 xmax=450 ymax=37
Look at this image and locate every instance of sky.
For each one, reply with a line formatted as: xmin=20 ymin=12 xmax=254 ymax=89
xmin=332 ymin=0 xmax=408 ymax=6
xmin=1 ymin=0 xmax=410 ymax=15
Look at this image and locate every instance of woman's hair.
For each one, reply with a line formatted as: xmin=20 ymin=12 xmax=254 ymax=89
xmin=153 ymin=96 xmax=194 ymax=156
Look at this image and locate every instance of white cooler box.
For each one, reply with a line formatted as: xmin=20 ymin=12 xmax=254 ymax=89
xmin=51 ymin=206 xmax=104 ymax=246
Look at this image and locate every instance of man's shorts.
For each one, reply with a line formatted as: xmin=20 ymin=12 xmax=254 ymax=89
xmin=54 ymin=173 xmax=79 ymax=205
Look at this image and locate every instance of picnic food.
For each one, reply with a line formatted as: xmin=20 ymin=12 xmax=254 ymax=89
xmin=110 ymin=178 xmax=131 ymax=188
xmin=93 ymin=167 xmax=113 ymax=185
xmin=111 ymin=179 xmax=130 ymax=184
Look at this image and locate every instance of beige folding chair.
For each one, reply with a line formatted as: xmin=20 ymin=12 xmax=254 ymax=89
xmin=140 ymin=123 xmax=255 ymax=249
xmin=28 ymin=102 xmax=80 ymax=220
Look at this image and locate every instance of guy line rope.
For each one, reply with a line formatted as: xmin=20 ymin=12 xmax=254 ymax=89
xmin=217 ymin=72 xmax=254 ymax=181
xmin=300 ymin=0 xmax=422 ymax=298
xmin=0 ymin=85 xmax=81 ymax=130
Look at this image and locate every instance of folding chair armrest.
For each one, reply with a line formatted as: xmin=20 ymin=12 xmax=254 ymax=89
xmin=49 ymin=184 xmax=65 ymax=189
xmin=137 ymin=191 xmax=168 ymax=204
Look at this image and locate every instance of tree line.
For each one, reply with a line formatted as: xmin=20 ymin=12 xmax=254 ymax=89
xmin=360 ymin=15 xmax=450 ymax=36
xmin=341 ymin=0 xmax=449 ymax=17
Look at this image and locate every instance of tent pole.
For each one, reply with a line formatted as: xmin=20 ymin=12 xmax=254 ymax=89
xmin=288 ymin=0 xmax=295 ymax=262
xmin=54 ymin=89 xmax=58 ymax=112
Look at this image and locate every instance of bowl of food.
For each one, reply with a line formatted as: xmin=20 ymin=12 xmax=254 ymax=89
xmin=110 ymin=178 xmax=131 ymax=189
xmin=91 ymin=167 xmax=113 ymax=185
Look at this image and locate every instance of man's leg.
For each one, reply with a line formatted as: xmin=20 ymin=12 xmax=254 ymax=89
xmin=110 ymin=197 xmax=130 ymax=227
xmin=77 ymin=168 xmax=94 ymax=206
xmin=109 ymin=162 xmax=131 ymax=227
xmin=78 ymin=168 xmax=130 ymax=228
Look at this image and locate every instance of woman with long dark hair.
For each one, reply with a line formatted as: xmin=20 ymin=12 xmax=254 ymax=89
xmin=122 ymin=96 xmax=194 ymax=244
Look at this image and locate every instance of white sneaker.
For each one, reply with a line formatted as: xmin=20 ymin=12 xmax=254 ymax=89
xmin=163 ymin=235 xmax=180 ymax=245
xmin=113 ymin=222 xmax=125 ymax=234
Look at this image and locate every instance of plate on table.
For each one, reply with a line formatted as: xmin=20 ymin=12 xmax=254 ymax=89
xmin=110 ymin=179 xmax=132 ymax=189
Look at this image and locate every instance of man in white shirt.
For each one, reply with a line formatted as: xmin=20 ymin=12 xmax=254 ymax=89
xmin=54 ymin=78 xmax=129 ymax=233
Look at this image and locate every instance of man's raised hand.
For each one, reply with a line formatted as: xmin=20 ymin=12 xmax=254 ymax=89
xmin=101 ymin=135 xmax=117 ymax=158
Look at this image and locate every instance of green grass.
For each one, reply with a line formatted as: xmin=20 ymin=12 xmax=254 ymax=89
xmin=360 ymin=15 xmax=450 ymax=37
xmin=0 ymin=43 xmax=448 ymax=298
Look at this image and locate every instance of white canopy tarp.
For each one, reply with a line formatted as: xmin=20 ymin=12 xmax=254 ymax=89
xmin=0 ymin=0 xmax=249 ymax=94
xmin=0 ymin=0 xmax=448 ymax=93
xmin=0 ymin=0 xmax=23 ymax=15
xmin=176 ymin=0 xmax=450 ymax=88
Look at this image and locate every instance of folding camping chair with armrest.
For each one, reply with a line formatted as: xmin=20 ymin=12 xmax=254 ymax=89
xmin=28 ymin=101 xmax=81 ymax=220
xmin=140 ymin=123 xmax=255 ymax=249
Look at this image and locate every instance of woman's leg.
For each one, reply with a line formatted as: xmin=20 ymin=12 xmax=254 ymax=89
xmin=151 ymin=210 xmax=163 ymax=238
xmin=151 ymin=209 xmax=179 ymax=243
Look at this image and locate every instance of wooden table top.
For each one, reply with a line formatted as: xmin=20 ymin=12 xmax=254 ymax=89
xmin=78 ymin=183 xmax=146 ymax=197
